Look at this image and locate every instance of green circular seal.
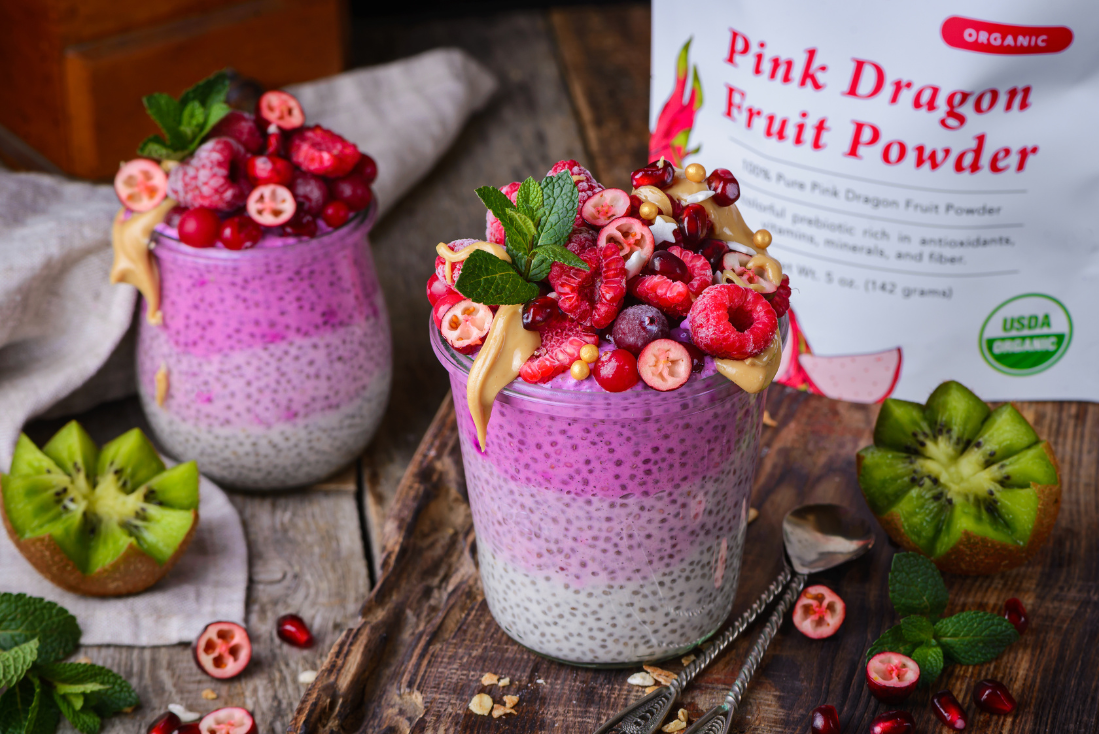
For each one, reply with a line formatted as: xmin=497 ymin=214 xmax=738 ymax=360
xmin=979 ymin=293 xmax=1073 ymax=376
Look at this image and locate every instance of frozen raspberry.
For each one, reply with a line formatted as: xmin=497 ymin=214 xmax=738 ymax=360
xmin=629 ymin=245 xmax=710 ymax=317
xmin=564 ymin=226 xmax=597 ymax=256
xmin=766 ymin=275 xmax=792 ymax=318
xmin=519 ymin=312 xmax=599 ymax=384
xmin=208 ymin=111 xmax=264 ymax=154
xmin=167 ymin=137 xmax=251 ymax=211
xmin=289 ymin=170 xmax=329 ymax=216
xmin=546 ymin=160 xmax=604 ymax=228
xmin=434 ymin=238 xmax=479 ymax=284
xmin=548 ymin=243 xmax=627 ymax=328
xmin=289 ymin=126 xmax=361 ymax=178
xmin=485 ymin=181 xmax=521 ymax=245
xmin=689 ymin=284 xmax=779 ymax=360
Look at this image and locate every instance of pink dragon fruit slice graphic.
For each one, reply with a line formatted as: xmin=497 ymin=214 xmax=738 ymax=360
xmin=650 ymin=38 xmax=703 ymax=167
xmin=776 ymin=308 xmax=813 ymax=390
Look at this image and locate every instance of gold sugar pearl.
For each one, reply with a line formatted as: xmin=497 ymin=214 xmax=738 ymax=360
xmin=638 ymin=202 xmax=659 ymax=220
xmin=684 ymin=163 xmax=706 ymax=183
xmin=753 ymin=229 xmax=773 ymax=249
xmin=570 ymin=359 xmax=591 ymax=380
xmin=580 ymin=344 xmax=599 ymax=363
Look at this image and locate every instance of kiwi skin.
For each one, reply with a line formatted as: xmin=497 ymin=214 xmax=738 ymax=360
xmin=0 ymin=492 xmax=198 ymax=596
xmin=857 ymin=417 xmax=1061 ymax=576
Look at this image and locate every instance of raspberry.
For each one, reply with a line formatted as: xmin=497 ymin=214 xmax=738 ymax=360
xmin=548 ymin=243 xmax=627 ymax=328
xmin=546 ymin=160 xmax=604 ymax=227
xmin=434 ymin=238 xmax=479 ymax=284
xmin=167 ymin=137 xmax=251 ymax=211
xmin=689 ymin=284 xmax=779 ymax=360
xmin=564 ymin=226 xmax=597 ymax=256
xmin=208 ymin=111 xmax=264 ymax=154
xmin=519 ymin=312 xmax=599 ymax=384
xmin=629 ymin=245 xmax=710 ymax=317
xmin=288 ymin=126 xmax=361 ymax=178
xmin=766 ymin=275 xmax=792 ymax=318
xmin=485 ymin=181 xmax=521 ymax=244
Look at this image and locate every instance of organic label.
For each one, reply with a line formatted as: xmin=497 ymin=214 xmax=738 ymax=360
xmin=979 ymin=294 xmax=1071 ymax=375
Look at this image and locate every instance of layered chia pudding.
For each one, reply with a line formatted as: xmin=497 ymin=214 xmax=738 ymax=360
xmin=110 ymin=73 xmax=390 ymax=489
xmin=425 ymin=158 xmax=792 ymax=664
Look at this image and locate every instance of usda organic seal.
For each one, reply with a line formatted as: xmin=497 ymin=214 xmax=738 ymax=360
xmin=980 ymin=294 xmax=1072 ymax=376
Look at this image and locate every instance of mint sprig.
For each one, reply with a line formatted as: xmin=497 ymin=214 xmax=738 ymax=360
xmin=866 ymin=553 xmax=1019 ymax=686
xmin=459 ymin=172 xmax=589 ymax=306
xmin=0 ymin=594 xmax=139 ymax=734
xmin=137 ymin=70 xmax=231 ymax=160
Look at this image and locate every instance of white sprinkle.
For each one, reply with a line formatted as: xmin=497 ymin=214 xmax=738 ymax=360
xmin=682 ymin=190 xmax=716 ymax=204
xmin=168 ymin=705 xmax=200 ymax=723
xmin=536 ymin=679 xmax=546 ymax=685
xmin=298 ymin=670 xmax=318 ymax=684
xmin=628 ymin=672 xmax=656 ymax=687
xmin=648 ymin=217 xmax=678 ymax=246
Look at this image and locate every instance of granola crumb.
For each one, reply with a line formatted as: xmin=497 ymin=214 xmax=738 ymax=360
xmin=662 ymin=720 xmax=686 ymax=732
xmin=678 ymin=709 xmax=689 ymax=722
xmin=748 ymin=507 xmax=759 ymax=524
xmin=492 ymin=704 xmax=518 ymax=718
xmin=469 ymin=693 xmax=493 ymax=716
xmin=627 ymin=672 xmax=656 ymax=687
xmin=763 ymin=410 xmax=777 ymax=427
xmin=201 ymin=689 xmax=218 ymax=700
xmin=499 ymin=677 xmax=511 ymax=687
xmin=680 ymin=655 xmax=696 ymax=666
xmin=643 ymin=665 xmax=676 ymax=686
xmin=481 ymin=673 xmax=499 ymax=686
xmin=504 ymin=695 xmax=519 ymax=708
xmin=645 ymin=686 xmax=661 ymax=694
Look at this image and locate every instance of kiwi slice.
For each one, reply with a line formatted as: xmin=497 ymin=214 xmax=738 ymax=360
xmin=0 ymin=421 xmax=199 ymax=597
xmin=858 ymin=381 xmax=1060 ymax=576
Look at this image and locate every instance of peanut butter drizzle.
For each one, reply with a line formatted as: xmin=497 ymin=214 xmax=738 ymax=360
xmin=745 ymin=253 xmax=783 ymax=286
xmin=466 ymin=304 xmax=541 ymax=452
xmin=661 ymin=175 xmax=756 ymax=248
xmin=713 ymin=333 xmax=783 ymax=394
xmin=155 ymin=363 xmax=169 ymax=406
xmin=110 ymin=198 xmax=176 ymax=325
xmin=435 ymin=241 xmax=511 ymax=284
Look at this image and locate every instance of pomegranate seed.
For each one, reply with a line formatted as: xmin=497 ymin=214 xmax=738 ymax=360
xmin=522 ymin=296 xmax=559 ymax=331
xmin=678 ymin=203 xmax=712 ymax=248
xmin=322 ymin=200 xmax=351 ymax=228
xmin=869 ymin=710 xmax=914 ymax=734
xmin=147 ymin=712 xmax=181 ymax=734
xmin=1003 ymin=598 xmax=1028 ymax=635
xmin=705 ymin=168 xmax=741 ymax=206
xmin=178 ymin=207 xmax=221 ymax=248
xmin=809 ymin=704 xmax=840 ymax=734
xmin=974 ymin=679 xmax=1016 ymax=715
xmin=698 ymin=239 xmax=728 ymax=271
xmin=932 ymin=689 xmax=968 ymax=730
xmin=276 ymin=614 xmax=314 ymax=648
xmin=630 ymin=161 xmax=675 ymax=189
xmin=643 ymin=250 xmax=691 ymax=283
xmin=628 ymin=194 xmax=644 ymax=218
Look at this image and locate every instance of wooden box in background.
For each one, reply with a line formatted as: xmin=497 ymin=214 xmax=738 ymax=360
xmin=0 ymin=0 xmax=346 ymax=180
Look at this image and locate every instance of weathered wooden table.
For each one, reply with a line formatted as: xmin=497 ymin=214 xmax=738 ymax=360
xmin=22 ymin=5 xmax=1099 ymax=734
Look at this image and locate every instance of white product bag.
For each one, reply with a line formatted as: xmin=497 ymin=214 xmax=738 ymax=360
xmin=650 ymin=0 xmax=1098 ymax=402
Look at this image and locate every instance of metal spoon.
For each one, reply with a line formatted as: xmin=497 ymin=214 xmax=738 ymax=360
xmin=593 ymin=504 xmax=874 ymax=734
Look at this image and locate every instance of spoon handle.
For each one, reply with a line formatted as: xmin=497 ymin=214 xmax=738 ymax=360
xmin=721 ymin=572 xmax=807 ymax=712
xmin=672 ymin=564 xmax=793 ymax=692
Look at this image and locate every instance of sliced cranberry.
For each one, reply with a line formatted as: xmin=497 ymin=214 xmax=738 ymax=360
xmin=522 ymin=296 xmax=559 ymax=331
xmin=257 ymin=90 xmax=304 ymax=130
xmin=684 ymin=342 xmax=706 ymax=373
xmin=353 ymin=153 xmax=378 ymax=184
xmin=637 ymin=339 xmax=692 ymax=391
xmin=974 ymin=679 xmax=1016 ymax=715
xmin=282 ymin=210 xmax=317 ymax=238
xmin=114 ymin=158 xmax=167 ymax=212
xmin=193 ymin=621 xmax=252 ymax=679
xmin=592 ymin=349 xmax=639 ymax=392
xmin=706 ymin=168 xmax=741 ymax=206
xmin=869 ymin=710 xmax=914 ymax=734
xmin=793 ymin=585 xmax=847 ymax=640
xmin=809 ymin=704 xmax=840 ymax=734
xmin=582 ymin=188 xmax=631 ymax=227
xmin=643 ymin=250 xmax=691 ymax=283
xmin=630 ymin=160 xmax=675 ymax=189
xmin=432 ymin=291 xmax=466 ymax=330
xmin=698 ymin=239 xmax=729 ymax=271
xmin=441 ymin=300 xmax=494 ymax=354
xmin=426 ymin=273 xmax=455 ymax=306
xmin=178 ymin=207 xmax=221 ymax=248
xmin=198 ymin=708 xmax=256 ymax=734
xmin=932 ymin=689 xmax=968 ymax=730
xmin=218 ymin=216 xmax=262 ymax=251
xmin=865 ymin=651 xmax=919 ymax=703
xmin=276 ymin=614 xmax=314 ymax=648
xmin=246 ymin=184 xmax=296 ymax=227
xmin=322 ymin=200 xmax=351 ymax=228
xmin=678 ymin=203 xmax=712 ymax=248
xmin=1003 ymin=598 xmax=1028 ymax=635
xmin=245 ymin=155 xmax=293 ymax=186
xmin=147 ymin=712 xmax=181 ymax=734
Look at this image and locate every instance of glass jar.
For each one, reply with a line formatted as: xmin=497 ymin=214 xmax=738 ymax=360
xmin=431 ymin=318 xmax=786 ymax=666
xmin=136 ymin=206 xmax=391 ymax=490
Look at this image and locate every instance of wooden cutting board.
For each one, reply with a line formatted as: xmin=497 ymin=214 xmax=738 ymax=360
xmin=289 ymin=386 xmax=1098 ymax=733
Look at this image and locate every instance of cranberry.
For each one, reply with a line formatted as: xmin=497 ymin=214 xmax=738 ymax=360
xmin=869 ymin=710 xmax=914 ymax=734
xmin=698 ymin=239 xmax=729 ymax=271
xmin=193 ymin=621 xmax=252 ymax=679
xmin=592 ymin=349 xmax=639 ymax=392
xmin=178 ymin=207 xmax=221 ymax=248
xmin=218 ymin=216 xmax=262 ymax=250
xmin=809 ymin=704 xmax=840 ymax=734
xmin=289 ymin=170 xmax=329 ymax=216
xmin=276 ymin=613 xmax=314 ymax=648
xmin=678 ymin=203 xmax=712 ymax=248
xmin=610 ymin=304 xmax=669 ymax=355
xmin=522 ymin=296 xmax=559 ymax=331
xmin=630 ymin=160 xmax=675 ymax=189
xmin=974 ymin=679 xmax=1016 ymax=715
xmin=322 ymin=200 xmax=351 ymax=228
xmin=426 ymin=273 xmax=454 ymax=306
xmin=147 ymin=712 xmax=181 ymax=734
xmin=353 ymin=153 xmax=378 ymax=184
xmin=865 ymin=651 xmax=918 ymax=702
xmin=643 ymin=250 xmax=691 ymax=283
xmin=932 ymin=689 xmax=968 ymax=730
xmin=706 ymin=168 xmax=741 ymax=206
xmin=282 ymin=211 xmax=317 ymax=238
xmin=328 ymin=175 xmax=373 ymax=211
xmin=246 ymin=155 xmax=293 ymax=186
xmin=684 ymin=342 xmax=706 ymax=373
xmin=628 ymin=194 xmax=644 ymax=218
xmin=175 ymin=724 xmax=202 ymax=734
xmin=265 ymin=129 xmax=284 ymax=156
xmin=165 ymin=204 xmax=188 ymax=229
xmin=1003 ymin=598 xmax=1028 ymax=635
xmin=432 ymin=291 xmax=466 ymax=330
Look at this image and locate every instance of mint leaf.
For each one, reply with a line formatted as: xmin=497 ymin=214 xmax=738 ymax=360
xmin=0 ymin=593 xmax=80 ymax=665
xmin=179 ymin=100 xmax=206 ymax=141
xmin=933 ymin=611 xmax=1019 ymax=665
xmin=136 ymin=136 xmax=178 ymax=160
xmin=865 ymin=623 xmax=918 ymax=663
xmin=526 ymin=244 xmax=590 ymax=284
xmin=35 ymin=664 xmax=138 ymax=717
xmin=910 ymin=641 xmax=944 ymax=686
xmin=50 ymin=690 xmax=99 ymax=734
xmin=142 ymin=93 xmax=186 ymax=150
xmin=889 ymin=552 xmax=949 ymax=620
xmin=178 ymin=70 xmax=229 ymax=111
xmin=900 ymin=615 xmax=935 ymax=644
xmin=537 ymin=172 xmax=579 ymax=248
xmin=475 ymin=185 xmax=516 ymax=221
xmin=502 ymin=209 xmax=538 ymax=255
xmin=0 ymin=638 xmax=38 ymax=688
xmin=0 ymin=678 xmax=35 ymax=734
xmin=22 ymin=677 xmax=58 ymax=734
xmin=515 ymin=177 xmax=544 ymax=224
xmin=505 ymin=244 xmax=531 ymax=282
xmin=198 ymin=101 xmax=231 ymax=141
xmin=454 ymin=249 xmax=539 ymax=306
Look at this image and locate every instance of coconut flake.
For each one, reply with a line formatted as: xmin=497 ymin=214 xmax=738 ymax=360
xmin=625 ymin=250 xmax=649 ymax=279
xmin=627 ymin=672 xmax=655 ymax=687
xmin=682 ymin=190 xmax=716 ymax=204
xmin=168 ymin=705 xmax=200 ymax=723
xmin=298 ymin=670 xmax=318 ymax=684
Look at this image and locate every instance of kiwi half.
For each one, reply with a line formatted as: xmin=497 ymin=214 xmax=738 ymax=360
xmin=1 ymin=421 xmax=199 ymax=596
xmin=858 ymin=381 xmax=1060 ymax=576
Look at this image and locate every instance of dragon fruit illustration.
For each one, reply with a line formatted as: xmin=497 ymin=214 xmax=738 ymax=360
xmin=650 ymin=39 xmax=703 ymax=167
xmin=777 ymin=308 xmax=902 ymax=403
